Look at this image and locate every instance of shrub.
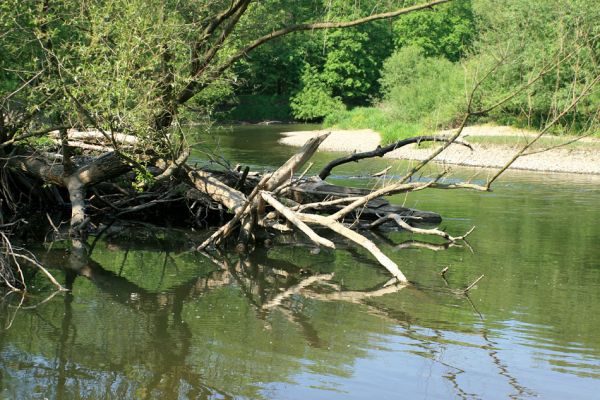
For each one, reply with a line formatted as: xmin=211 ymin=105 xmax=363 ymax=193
xmin=379 ymin=45 xmax=466 ymax=130
xmin=290 ymin=65 xmax=346 ymax=121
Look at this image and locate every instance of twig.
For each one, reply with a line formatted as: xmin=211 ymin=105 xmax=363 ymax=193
xmin=12 ymin=253 xmax=67 ymax=291
xmin=372 ymin=166 xmax=391 ymax=177
xmin=486 ymin=73 xmax=600 ymax=188
xmin=369 ymin=213 xmax=475 ymax=242
xmin=463 ymin=275 xmax=484 ymax=294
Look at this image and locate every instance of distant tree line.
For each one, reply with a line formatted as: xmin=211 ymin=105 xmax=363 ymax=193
xmin=224 ymin=0 xmax=599 ymax=135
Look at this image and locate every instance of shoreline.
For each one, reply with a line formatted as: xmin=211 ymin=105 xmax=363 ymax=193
xmin=279 ymin=126 xmax=600 ymax=175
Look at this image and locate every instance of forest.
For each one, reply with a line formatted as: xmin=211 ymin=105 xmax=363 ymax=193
xmin=224 ymin=0 xmax=599 ymax=140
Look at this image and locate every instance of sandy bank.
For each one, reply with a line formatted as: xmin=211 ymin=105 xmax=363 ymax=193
xmin=279 ymin=126 xmax=600 ymax=175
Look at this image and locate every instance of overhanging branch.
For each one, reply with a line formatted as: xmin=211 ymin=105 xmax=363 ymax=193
xmin=318 ymin=135 xmax=472 ymax=180
xmin=178 ymin=0 xmax=453 ymax=104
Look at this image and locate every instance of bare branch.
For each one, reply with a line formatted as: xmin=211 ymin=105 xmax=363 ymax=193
xmin=261 ymin=191 xmax=335 ymax=249
xmin=486 ymin=73 xmax=600 ymax=188
xmin=369 ymin=213 xmax=475 ymax=242
xmin=319 ymin=135 xmax=472 ymax=180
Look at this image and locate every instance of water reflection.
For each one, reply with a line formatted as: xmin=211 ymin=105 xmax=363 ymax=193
xmin=3 ymin=225 xmax=590 ymax=399
xmin=1 ymin=125 xmax=600 ymax=399
xmin=0 ymin=230 xmax=469 ymax=398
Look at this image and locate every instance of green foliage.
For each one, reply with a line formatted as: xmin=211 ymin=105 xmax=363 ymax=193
xmin=319 ymin=26 xmax=392 ymax=104
xmin=232 ymin=0 xmax=324 ymax=97
xmin=393 ymin=0 xmax=477 ymax=61
xmin=2 ymin=0 xmax=597 ymax=148
xmin=470 ymin=0 xmax=600 ymax=133
xmin=380 ymin=45 xmax=466 ymax=130
xmin=222 ymin=95 xmax=292 ymax=122
xmin=232 ymin=0 xmax=395 ymax=121
xmin=290 ymin=65 xmax=346 ymax=121
xmin=133 ymin=168 xmax=155 ymax=192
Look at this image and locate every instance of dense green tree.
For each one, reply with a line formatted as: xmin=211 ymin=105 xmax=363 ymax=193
xmin=392 ymin=0 xmax=476 ymax=61
xmin=290 ymin=64 xmax=346 ymax=120
xmin=232 ymin=0 xmax=398 ymax=120
xmin=379 ymin=45 xmax=465 ymax=129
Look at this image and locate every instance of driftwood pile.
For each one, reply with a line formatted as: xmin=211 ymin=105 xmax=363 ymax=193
xmin=1 ymin=129 xmax=478 ymax=289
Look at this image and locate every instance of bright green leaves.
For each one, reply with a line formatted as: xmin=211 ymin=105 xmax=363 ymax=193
xmin=290 ymin=64 xmax=346 ymax=121
xmin=379 ymin=45 xmax=466 ymax=130
xmin=393 ymin=0 xmax=477 ymax=62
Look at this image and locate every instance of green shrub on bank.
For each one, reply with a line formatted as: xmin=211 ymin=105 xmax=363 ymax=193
xmin=324 ymin=107 xmax=430 ymax=144
xmin=380 ymin=45 xmax=466 ymax=130
xmin=290 ymin=65 xmax=346 ymax=121
xmin=323 ymin=46 xmax=466 ymax=144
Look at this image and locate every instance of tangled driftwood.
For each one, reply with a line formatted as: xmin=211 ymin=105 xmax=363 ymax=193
xmin=1 ymin=128 xmax=479 ymax=289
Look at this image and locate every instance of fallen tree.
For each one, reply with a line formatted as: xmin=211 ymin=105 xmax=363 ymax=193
xmin=1 ymin=125 xmax=479 ymax=288
xmin=1 ymin=0 xmax=597 ymax=290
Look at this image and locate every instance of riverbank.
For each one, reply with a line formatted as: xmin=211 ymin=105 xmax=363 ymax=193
xmin=279 ymin=125 xmax=600 ymax=175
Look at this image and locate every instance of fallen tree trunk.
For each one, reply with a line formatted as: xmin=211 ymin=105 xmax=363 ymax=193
xmin=2 ymin=129 xmax=475 ymax=287
xmin=8 ymin=150 xmax=131 ymax=233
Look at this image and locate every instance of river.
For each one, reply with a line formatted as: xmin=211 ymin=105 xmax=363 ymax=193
xmin=1 ymin=125 xmax=600 ymax=399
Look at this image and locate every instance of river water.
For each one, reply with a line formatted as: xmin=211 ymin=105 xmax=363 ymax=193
xmin=2 ymin=125 xmax=600 ymax=399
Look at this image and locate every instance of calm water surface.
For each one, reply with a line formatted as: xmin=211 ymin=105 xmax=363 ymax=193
xmin=1 ymin=125 xmax=600 ymax=399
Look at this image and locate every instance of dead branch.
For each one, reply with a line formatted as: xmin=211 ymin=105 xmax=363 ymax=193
xmin=265 ymin=132 xmax=330 ymax=191
xmin=291 ymin=196 xmax=364 ymax=213
xmin=328 ymin=181 xmax=433 ymax=221
xmin=368 ymin=213 xmax=475 ymax=242
xmin=372 ymin=166 xmax=391 ymax=177
xmin=318 ymin=135 xmax=473 ymax=180
xmin=196 ymin=174 xmax=271 ymax=250
xmin=463 ymin=275 xmax=484 ymax=294
xmin=153 ymin=148 xmax=190 ymax=184
xmin=51 ymin=139 xmax=115 ymax=152
xmin=0 ymin=230 xmax=66 ymax=292
xmin=260 ymin=191 xmax=335 ymax=249
xmin=11 ymin=253 xmax=67 ymax=291
xmin=521 ymin=131 xmax=597 ymax=156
